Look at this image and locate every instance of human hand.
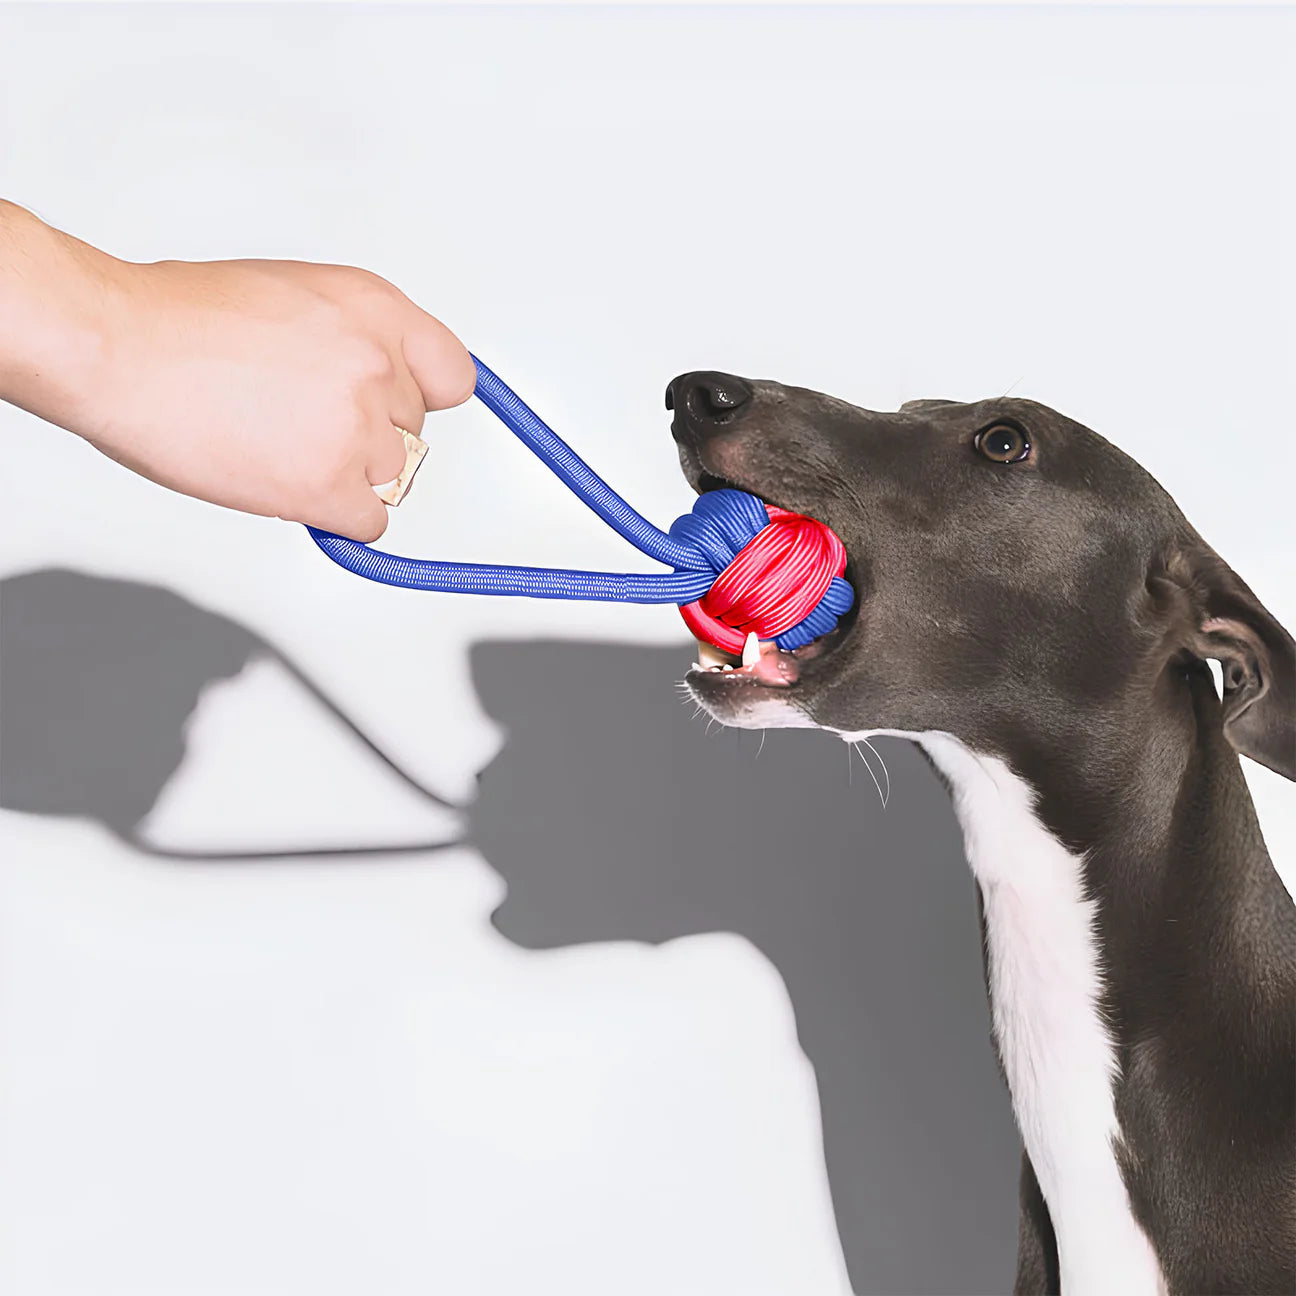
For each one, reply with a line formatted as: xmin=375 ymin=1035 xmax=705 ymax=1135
xmin=0 ymin=202 xmax=474 ymax=541
xmin=90 ymin=258 xmax=475 ymax=541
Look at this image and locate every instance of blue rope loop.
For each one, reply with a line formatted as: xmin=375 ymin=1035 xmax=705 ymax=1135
xmin=307 ymin=356 xmax=854 ymax=651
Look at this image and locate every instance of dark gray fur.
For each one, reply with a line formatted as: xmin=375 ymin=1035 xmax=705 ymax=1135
xmin=670 ymin=372 xmax=1296 ymax=1295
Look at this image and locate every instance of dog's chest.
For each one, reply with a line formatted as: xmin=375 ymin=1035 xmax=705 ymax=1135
xmin=843 ymin=730 xmax=1169 ymax=1294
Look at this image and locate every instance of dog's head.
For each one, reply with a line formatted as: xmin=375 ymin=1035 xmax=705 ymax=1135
xmin=671 ymin=373 xmax=1294 ymax=782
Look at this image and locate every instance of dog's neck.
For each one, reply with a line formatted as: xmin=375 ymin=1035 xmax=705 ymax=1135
xmin=990 ymin=660 xmax=1288 ymax=1001
xmin=837 ymin=662 xmax=1290 ymax=1293
xmin=844 ymin=662 xmax=1284 ymax=949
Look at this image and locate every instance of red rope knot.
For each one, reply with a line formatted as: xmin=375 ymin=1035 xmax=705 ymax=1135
xmin=671 ymin=491 xmax=853 ymax=656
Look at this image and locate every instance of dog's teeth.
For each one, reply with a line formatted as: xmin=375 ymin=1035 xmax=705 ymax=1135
xmin=742 ymin=632 xmax=761 ymax=668
xmin=697 ymin=640 xmax=730 ymax=671
xmin=722 ymin=664 xmax=734 ymax=672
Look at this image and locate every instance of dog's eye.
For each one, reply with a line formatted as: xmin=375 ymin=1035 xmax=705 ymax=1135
xmin=975 ymin=423 xmax=1031 ymax=464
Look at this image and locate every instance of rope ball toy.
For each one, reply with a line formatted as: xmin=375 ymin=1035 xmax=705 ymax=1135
xmin=308 ymin=357 xmax=854 ymax=660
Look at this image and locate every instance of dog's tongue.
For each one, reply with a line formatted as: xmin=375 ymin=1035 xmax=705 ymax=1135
xmin=750 ymin=637 xmax=799 ymax=686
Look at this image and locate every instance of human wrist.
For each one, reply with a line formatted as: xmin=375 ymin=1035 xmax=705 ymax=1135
xmin=0 ymin=201 xmax=137 ymax=439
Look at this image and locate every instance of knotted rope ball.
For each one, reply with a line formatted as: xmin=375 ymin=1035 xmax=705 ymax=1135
xmin=669 ymin=489 xmax=854 ymax=655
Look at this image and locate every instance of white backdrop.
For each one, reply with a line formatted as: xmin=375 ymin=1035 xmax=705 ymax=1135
xmin=1 ymin=5 xmax=1292 ymax=1294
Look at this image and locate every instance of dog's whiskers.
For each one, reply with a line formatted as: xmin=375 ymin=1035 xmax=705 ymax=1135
xmin=859 ymin=737 xmax=890 ymax=808
xmin=852 ymin=740 xmax=889 ymax=809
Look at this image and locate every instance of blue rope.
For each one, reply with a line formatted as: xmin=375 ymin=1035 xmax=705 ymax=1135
xmin=307 ymin=357 xmax=852 ymax=651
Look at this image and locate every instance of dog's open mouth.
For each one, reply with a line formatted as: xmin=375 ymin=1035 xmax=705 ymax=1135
xmin=684 ymin=472 xmax=857 ymax=691
xmin=688 ymin=623 xmax=847 ymax=688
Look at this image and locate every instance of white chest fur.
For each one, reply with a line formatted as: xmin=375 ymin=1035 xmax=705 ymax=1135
xmin=838 ymin=729 xmax=1167 ymax=1295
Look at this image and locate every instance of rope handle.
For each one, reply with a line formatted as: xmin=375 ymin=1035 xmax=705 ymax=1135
xmin=307 ymin=357 xmax=853 ymax=654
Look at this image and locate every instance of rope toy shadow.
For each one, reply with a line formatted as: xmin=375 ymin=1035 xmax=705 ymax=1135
xmin=0 ymin=568 xmax=462 ymax=862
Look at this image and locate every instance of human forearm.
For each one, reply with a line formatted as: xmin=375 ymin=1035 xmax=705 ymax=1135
xmin=0 ymin=200 xmax=126 ymax=436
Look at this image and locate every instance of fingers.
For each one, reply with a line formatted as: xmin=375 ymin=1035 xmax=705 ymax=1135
xmin=366 ymin=420 xmax=409 ymax=489
xmin=307 ymin=416 xmax=404 ymax=542
xmin=309 ymin=480 xmax=391 ymax=543
xmin=340 ymin=488 xmax=390 ymax=543
xmin=389 ymin=369 xmax=427 ymax=439
xmin=400 ymin=306 xmax=476 ymax=410
xmin=287 ymin=271 xmax=472 ymax=544
xmin=312 ymin=352 xmax=426 ymax=542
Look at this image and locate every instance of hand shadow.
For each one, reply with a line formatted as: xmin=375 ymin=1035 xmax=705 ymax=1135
xmin=0 ymin=570 xmax=1020 ymax=1294
xmin=469 ymin=639 xmax=1021 ymax=1296
xmin=0 ymin=568 xmax=461 ymax=860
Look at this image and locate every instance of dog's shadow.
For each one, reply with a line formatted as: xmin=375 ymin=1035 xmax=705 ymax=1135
xmin=0 ymin=570 xmax=1018 ymax=1295
xmin=470 ymin=642 xmax=1019 ymax=1294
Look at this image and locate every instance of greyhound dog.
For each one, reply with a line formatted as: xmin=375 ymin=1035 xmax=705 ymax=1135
xmin=668 ymin=373 xmax=1295 ymax=1295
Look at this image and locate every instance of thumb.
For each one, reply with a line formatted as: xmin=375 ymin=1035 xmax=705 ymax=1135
xmin=401 ymin=307 xmax=477 ymax=411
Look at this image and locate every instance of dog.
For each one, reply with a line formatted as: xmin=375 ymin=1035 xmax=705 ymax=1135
xmin=668 ymin=372 xmax=1295 ymax=1295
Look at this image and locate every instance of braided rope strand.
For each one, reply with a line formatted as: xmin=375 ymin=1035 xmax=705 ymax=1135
xmin=308 ymin=358 xmax=853 ymax=653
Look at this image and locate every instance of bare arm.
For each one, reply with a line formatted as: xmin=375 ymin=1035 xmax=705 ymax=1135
xmin=0 ymin=200 xmax=475 ymax=540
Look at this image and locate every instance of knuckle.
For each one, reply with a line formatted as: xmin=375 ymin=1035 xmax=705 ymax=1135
xmin=345 ymin=267 xmax=408 ymax=318
xmin=345 ymin=338 xmax=398 ymax=389
xmin=353 ymin=266 xmax=399 ymax=296
xmin=332 ymin=264 xmax=394 ymax=298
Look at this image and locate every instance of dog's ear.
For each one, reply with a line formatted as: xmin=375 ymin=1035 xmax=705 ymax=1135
xmin=1163 ymin=546 xmax=1295 ymax=780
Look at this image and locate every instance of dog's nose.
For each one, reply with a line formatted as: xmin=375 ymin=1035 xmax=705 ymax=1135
xmin=666 ymin=372 xmax=754 ymax=425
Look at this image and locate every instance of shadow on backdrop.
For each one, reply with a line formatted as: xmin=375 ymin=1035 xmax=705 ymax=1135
xmin=1 ymin=570 xmax=1020 ymax=1293
xmin=469 ymin=640 xmax=1019 ymax=1295
xmin=0 ymin=568 xmax=459 ymax=859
